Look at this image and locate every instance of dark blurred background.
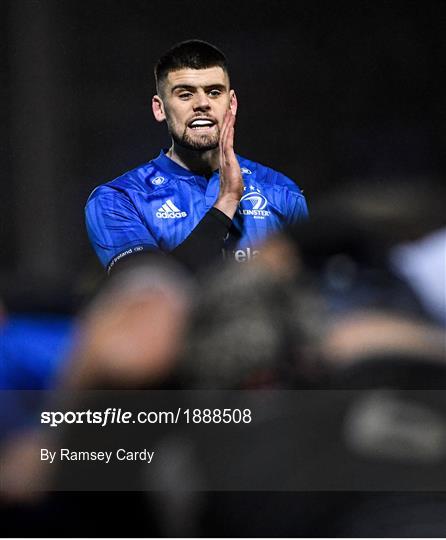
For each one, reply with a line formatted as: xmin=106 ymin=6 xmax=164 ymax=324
xmin=1 ymin=0 xmax=445 ymax=307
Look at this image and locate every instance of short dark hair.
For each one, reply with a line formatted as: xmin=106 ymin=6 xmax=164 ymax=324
xmin=154 ymin=40 xmax=229 ymax=93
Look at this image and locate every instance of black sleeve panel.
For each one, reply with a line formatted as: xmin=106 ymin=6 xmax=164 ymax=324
xmin=170 ymin=207 xmax=232 ymax=273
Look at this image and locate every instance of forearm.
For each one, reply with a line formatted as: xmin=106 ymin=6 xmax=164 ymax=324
xmin=213 ymin=194 xmax=240 ymax=219
xmin=171 ymin=207 xmax=233 ymax=273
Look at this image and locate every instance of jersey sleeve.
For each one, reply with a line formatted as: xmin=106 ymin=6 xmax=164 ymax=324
xmin=268 ymin=168 xmax=309 ymax=226
xmin=286 ymin=189 xmax=309 ymax=225
xmin=85 ymin=187 xmax=159 ymax=271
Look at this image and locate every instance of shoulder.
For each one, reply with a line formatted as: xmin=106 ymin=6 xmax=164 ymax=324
xmin=237 ymin=155 xmax=305 ymax=196
xmin=86 ymin=159 xmax=174 ymax=207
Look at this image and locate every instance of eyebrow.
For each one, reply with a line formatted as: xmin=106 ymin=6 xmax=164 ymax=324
xmin=171 ymin=83 xmax=227 ymax=94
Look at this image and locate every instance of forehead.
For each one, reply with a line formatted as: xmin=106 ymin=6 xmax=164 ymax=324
xmin=165 ymin=67 xmax=229 ymax=90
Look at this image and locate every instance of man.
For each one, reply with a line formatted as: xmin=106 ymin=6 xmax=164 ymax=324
xmin=86 ymin=40 xmax=308 ymax=273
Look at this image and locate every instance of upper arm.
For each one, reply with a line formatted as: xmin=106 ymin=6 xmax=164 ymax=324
xmin=85 ymin=187 xmax=159 ymax=270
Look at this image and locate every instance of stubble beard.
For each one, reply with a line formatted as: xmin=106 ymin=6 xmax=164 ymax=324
xmin=170 ymin=124 xmax=220 ymax=152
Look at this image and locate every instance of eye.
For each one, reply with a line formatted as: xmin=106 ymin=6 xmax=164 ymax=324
xmin=208 ymin=89 xmax=222 ymax=97
xmin=178 ymin=92 xmax=192 ymax=100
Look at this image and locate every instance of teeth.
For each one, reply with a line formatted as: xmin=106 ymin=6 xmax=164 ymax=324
xmin=190 ymin=120 xmax=213 ymax=127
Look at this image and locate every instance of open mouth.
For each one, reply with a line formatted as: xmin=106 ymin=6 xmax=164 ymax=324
xmin=188 ymin=118 xmax=216 ymax=130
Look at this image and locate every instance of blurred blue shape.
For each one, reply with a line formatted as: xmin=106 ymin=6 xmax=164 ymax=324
xmin=0 ymin=313 xmax=74 ymax=438
xmin=0 ymin=313 xmax=74 ymax=390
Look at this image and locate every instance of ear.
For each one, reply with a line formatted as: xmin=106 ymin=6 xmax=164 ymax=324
xmin=229 ymin=90 xmax=238 ymax=115
xmin=152 ymin=95 xmax=166 ymax=123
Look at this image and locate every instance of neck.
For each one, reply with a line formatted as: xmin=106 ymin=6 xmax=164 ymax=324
xmin=167 ymin=143 xmax=219 ymax=178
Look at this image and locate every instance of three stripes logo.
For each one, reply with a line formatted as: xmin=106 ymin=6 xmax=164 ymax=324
xmin=156 ymin=199 xmax=187 ymax=219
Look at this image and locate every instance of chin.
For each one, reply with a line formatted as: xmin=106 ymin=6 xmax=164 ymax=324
xmin=181 ymin=134 xmax=219 ymax=151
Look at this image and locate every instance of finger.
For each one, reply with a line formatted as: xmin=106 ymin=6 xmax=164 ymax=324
xmin=219 ymin=110 xmax=232 ymax=166
xmin=225 ymin=117 xmax=235 ymax=152
xmin=222 ymin=113 xmax=235 ymax=159
xmin=219 ymin=110 xmax=231 ymax=151
xmin=221 ymin=111 xmax=233 ymax=153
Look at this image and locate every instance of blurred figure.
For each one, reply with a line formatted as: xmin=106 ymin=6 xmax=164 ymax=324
xmin=64 ymin=253 xmax=193 ymax=389
xmin=1 ymin=254 xmax=193 ymax=536
xmin=282 ymin=178 xmax=446 ymax=537
xmin=184 ymin=258 xmax=325 ymax=389
xmin=182 ymin=177 xmax=446 ymax=537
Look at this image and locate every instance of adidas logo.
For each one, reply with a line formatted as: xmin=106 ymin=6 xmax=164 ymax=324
xmin=156 ymin=199 xmax=187 ymax=219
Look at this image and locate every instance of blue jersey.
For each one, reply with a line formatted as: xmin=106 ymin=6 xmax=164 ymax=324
xmin=86 ymin=151 xmax=308 ymax=270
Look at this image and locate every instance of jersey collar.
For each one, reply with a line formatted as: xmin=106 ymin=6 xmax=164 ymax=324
xmin=152 ymin=149 xmax=207 ymax=178
xmin=153 ymin=149 xmax=246 ymax=180
xmin=153 ymin=150 xmax=223 ymax=178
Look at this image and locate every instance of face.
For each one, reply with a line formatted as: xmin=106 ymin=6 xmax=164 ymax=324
xmin=152 ymin=67 xmax=237 ymax=151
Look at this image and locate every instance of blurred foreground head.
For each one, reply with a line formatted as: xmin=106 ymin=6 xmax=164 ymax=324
xmin=280 ymin=176 xmax=446 ymax=384
xmin=184 ymin=259 xmax=325 ymax=388
xmin=66 ymin=255 xmax=193 ymax=388
xmin=284 ymin=176 xmax=445 ymax=317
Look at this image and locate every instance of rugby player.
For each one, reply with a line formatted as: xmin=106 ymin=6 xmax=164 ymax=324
xmin=85 ymin=40 xmax=308 ymax=273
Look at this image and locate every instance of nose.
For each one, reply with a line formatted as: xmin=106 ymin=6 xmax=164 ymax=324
xmin=192 ymin=90 xmax=211 ymax=111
